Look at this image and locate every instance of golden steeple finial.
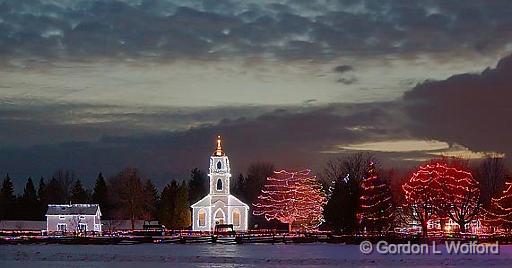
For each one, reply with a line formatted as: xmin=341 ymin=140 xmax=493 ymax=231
xmin=214 ymin=135 xmax=224 ymax=156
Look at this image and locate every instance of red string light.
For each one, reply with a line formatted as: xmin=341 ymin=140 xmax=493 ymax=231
xmin=482 ymin=180 xmax=512 ymax=226
xmin=358 ymin=162 xmax=393 ymax=228
xmin=401 ymin=161 xmax=480 ymax=232
xmin=253 ymin=169 xmax=327 ymax=230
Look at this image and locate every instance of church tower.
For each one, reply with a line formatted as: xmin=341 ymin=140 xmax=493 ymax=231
xmin=209 ymin=136 xmax=231 ymax=196
xmin=191 ymin=135 xmax=249 ymax=232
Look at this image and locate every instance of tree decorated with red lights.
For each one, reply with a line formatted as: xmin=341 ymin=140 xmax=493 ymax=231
xmin=401 ymin=161 xmax=480 ymax=236
xmin=358 ymin=162 xmax=394 ymax=232
xmin=482 ymin=179 xmax=512 ymax=229
xmin=435 ymin=162 xmax=480 ymax=233
xmin=401 ymin=162 xmax=446 ymax=237
xmin=253 ymin=169 xmax=327 ymax=232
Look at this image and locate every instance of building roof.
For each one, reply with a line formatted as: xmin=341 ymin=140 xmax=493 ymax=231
xmin=0 ymin=220 xmax=46 ymax=231
xmin=46 ymin=204 xmax=101 ymax=216
xmin=191 ymin=194 xmax=249 ymax=209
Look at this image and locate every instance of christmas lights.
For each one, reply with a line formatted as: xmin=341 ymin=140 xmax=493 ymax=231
xmin=357 ymin=162 xmax=393 ymax=232
xmin=482 ymin=179 xmax=512 ymax=227
xmin=253 ymin=169 xmax=327 ymax=231
xmin=401 ymin=161 xmax=480 ymax=235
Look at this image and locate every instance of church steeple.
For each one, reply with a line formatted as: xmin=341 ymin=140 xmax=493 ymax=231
xmin=213 ymin=135 xmax=225 ymax=156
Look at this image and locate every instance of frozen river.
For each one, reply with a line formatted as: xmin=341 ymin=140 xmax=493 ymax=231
xmin=1 ymin=243 xmax=512 ymax=267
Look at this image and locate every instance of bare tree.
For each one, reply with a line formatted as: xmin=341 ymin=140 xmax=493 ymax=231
xmin=440 ymin=186 xmax=480 ymax=233
xmin=109 ymin=168 xmax=146 ymax=230
xmin=322 ymin=153 xmax=375 ymax=186
xmin=400 ymin=175 xmax=441 ymax=237
xmin=52 ymin=169 xmax=78 ymax=202
xmin=476 ymin=157 xmax=509 ymax=205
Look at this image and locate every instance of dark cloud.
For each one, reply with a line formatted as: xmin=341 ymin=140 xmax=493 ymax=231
xmin=337 ymin=76 xmax=358 ymax=85
xmin=0 ymin=101 xmax=409 ymax=190
xmin=1 ymin=0 xmax=511 ymax=63
xmin=333 ymin=65 xmax=353 ymax=73
xmin=0 ymin=100 xmax=277 ymax=147
xmin=403 ymin=53 xmax=512 ymax=156
xmin=4 ymin=53 xmax=512 ymax=190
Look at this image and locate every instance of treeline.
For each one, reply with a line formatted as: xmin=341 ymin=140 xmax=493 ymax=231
xmin=321 ymin=154 xmax=511 ymax=234
xmin=0 ymin=163 xmax=277 ymax=229
xmin=0 ymin=168 xmax=204 ymax=229
xmin=1 ymin=154 xmax=507 ymax=233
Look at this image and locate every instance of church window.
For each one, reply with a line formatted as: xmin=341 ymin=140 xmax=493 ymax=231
xmin=216 ymin=179 xmax=223 ymax=191
xmin=217 ymin=161 xmax=222 ymax=169
xmin=215 ymin=209 xmax=225 ymax=224
xmin=232 ymin=209 xmax=241 ymax=227
xmin=198 ymin=209 xmax=206 ymax=227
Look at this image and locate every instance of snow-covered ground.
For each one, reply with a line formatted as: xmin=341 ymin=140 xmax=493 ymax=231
xmin=1 ymin=243 xmax=512 ymax=267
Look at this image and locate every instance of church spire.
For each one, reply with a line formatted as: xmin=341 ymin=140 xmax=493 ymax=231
xmin=213 ymin=135 xmax=225 ymax=156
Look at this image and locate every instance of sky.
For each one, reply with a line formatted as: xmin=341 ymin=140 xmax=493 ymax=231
xmin=1 ymin=0 xmax=512 ymax=189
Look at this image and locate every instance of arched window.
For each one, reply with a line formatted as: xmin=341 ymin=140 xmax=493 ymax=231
xmin=198 ymin=209 xmax=206 ymax=227
xmin=216 ymin=179 xmax=223 ymax=191
xmin=232 ymin=209 xmax=241 ymax=227
xmin=214 ymin=209 xmax=225 ymax=224
xmin=217 ymin=161 xmax=222 ymax=169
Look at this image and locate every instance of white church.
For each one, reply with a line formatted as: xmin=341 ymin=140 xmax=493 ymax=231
xmin=191 ymin=136 xmax=249 ymax=231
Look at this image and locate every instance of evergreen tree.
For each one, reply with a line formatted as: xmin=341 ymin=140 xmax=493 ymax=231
xmin=175 ymin=181 xmax=192 ymax=229
xmin=483 ymin=178 xmax=512 ymax=229
xmin=38 ymin=177 xmax=48 ymax=218
xmin=323 ymin=153 xmax=374 ymax=233
xmin=244 ymin=162 xmax=275 ymax=204
xmin=243 ymin=162 xmax=275 ymax=227
xmin=0 ymin=174 xmax=16 ymax=220
xmin=232 ymin=173 xmax=246 ymax=198
xmin=20 ymin=177 xmax=40 ymax=220
xmin=188 ymin=168 xmax=207 ymax=204
xmin=158 ymin=180 xmax=179 ymax=229
xmin=142 ymin=179 xmax=159 ymax=221
xmin=92 ymin=173 xmax=109 ymax=217
xmin=70 ymin=179 xmax=89 ymax=203
xmin=323 ymin=176 xmax=359 ymax=233
xmin=357 ymin=162 xmax=394 ymax=233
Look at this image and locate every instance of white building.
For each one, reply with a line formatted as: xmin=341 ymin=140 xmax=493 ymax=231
xmin=191 ymin=136 xmax=249 ymax=232
xmin=46 ymin=204 xmax=102 ymax=234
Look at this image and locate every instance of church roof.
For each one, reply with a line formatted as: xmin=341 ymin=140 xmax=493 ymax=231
xmin=191 ymin=194 xmax=249 ymax=209
xmin=228 ymin=195 xmax=249 ymax=208
xmin=191 ymin=195 xmax=211 ymax=208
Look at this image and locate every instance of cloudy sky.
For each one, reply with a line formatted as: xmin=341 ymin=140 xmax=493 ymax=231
xmin=1 ymin=0 xmax=512 ymax=189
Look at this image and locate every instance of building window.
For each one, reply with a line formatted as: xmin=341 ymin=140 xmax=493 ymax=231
xmin=216 ymin=179 xmax=223 ymax=191
xmin=232 ymin=209 xmax=241 ymax=227
xmin=57 ymin=223 xmax=67 ymax=232
xmin=217 ymin=161 xmax=222 ymax=169
xmin=59 ymin=216 xmax=66 ymax=220
xmin=79 ymin=215 xmax=86 ymax=220
xmin=94 ymin=224 xmax=101 ymax=232
xmin=78 ymin=223 xmax=87 ymax=232
xmin=198 ymin=209 xmax=206 ymax=227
